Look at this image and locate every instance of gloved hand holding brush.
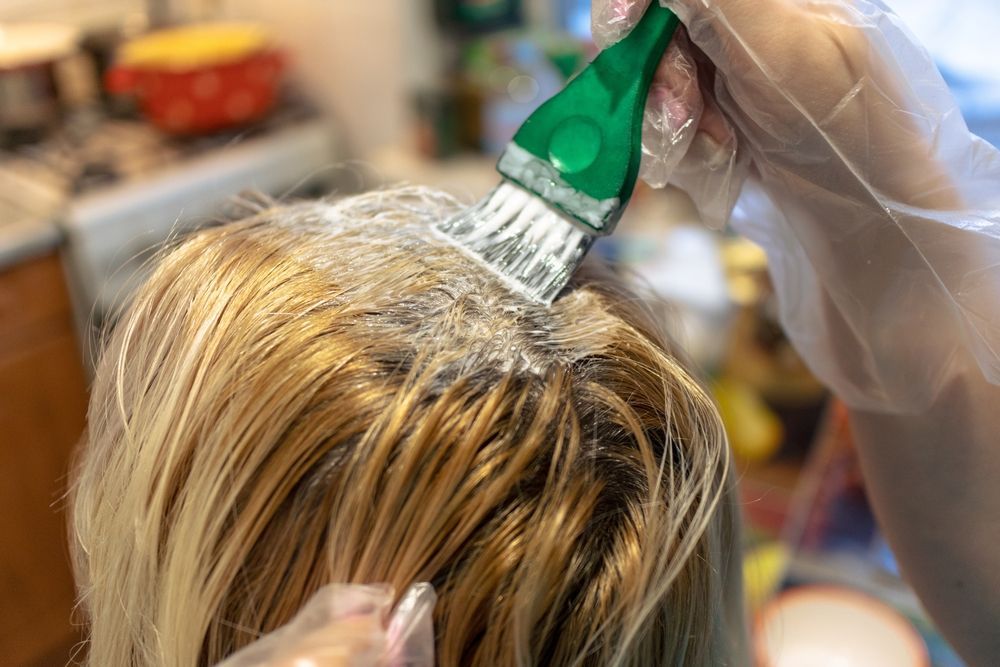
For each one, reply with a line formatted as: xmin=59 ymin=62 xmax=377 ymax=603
xmin=593 ymin=0 xmax=1000 ymax=411
xmin=594 ymin=1 xmax=1000 ymax=663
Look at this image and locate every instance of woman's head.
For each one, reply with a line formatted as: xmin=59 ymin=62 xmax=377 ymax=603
xmin=71 ymin=188 xmax=744 ymax=666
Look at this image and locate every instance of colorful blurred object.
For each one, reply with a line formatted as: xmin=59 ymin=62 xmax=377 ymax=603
xmin=755 ymin=586 xmax=930 ymax=667
xmin=114 ymin=23 xmax=271 ymax=70
xmin=106 ymin=23 xmax=285 ymax=135
xmin=743 ymin=542 xmax=790 ymax=611
xmin=455 ymin=31 xmax=568 ymax=153
xmin=713 ymin=376 xmax=783 ymax=463
xmin=720 ymin=237 xmax=828 ymax=462
xmin=0 ymin=23 xmax=81 ymax=144
xmin=763 ymin=402 xmax=969 ymax=666
xmin=435 ymin=0 xmax=524 ymax=34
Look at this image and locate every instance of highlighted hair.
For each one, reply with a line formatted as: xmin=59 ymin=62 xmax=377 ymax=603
xmin=71 ymin=188 xmax=746 ymax=666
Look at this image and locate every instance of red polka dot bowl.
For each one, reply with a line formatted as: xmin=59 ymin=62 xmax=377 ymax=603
xmin=106 ymin=23 xmax=286 ymax=135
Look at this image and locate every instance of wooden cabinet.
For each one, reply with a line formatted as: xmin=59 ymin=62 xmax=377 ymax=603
xmin=0 ymin=253 xmax=88 ymax=666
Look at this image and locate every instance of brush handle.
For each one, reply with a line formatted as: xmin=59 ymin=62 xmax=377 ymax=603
xmin=505 ymin=3 xmax=680 ymax=230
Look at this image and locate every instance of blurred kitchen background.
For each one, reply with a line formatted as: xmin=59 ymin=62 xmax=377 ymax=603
xmin=1 ymin=0 xmax=996 ymax=665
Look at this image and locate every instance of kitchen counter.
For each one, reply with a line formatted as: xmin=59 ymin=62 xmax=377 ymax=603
xmin=0 ymin=215 xmax=62 ymax=271
xmin=0 ymin=163 xmax=65 ymax=271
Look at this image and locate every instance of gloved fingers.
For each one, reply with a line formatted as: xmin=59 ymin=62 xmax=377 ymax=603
xmin=593 ymin=0 xmax=707 ymax=160
xmin=593 ymin=0 xmax=745 ymax=218
xmin=214 ymin=584 xmax=437 ymax=667
xmin=669 ymin=125 xmax=749 ymax=229
xmin=264 ymin=616 xmax=386 ymax=667
xmin=639 ymin=29 xmax=705 ymax=187
xmin=591 ymin=0 xmax=653 ymax=49
xmin=663 ymin=40 xmax=747 ymax=228
xmin=682 ymin=40 xmax=732 ymax=146
xmin=591 ymin=0 xmax=748 ymax=144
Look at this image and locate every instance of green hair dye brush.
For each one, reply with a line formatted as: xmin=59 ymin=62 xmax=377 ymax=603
xmin=436 ymin=2 xmax=681 ymax=303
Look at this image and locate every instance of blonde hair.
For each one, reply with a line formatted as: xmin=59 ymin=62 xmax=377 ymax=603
xmin=71 ymin=188 xmax=746 ymax=666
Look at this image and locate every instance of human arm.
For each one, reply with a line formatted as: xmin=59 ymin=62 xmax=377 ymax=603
xmin=852 ymin=368 xmax=1000 ymax=664
xmin=593 ymin=1 xmax=1000 ymax=663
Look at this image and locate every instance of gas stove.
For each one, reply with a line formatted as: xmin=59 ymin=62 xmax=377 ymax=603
xmin=0 ymin=99 xmax=344 ymax=366
xmin=0 ymin=99 xmax=325 ymax=197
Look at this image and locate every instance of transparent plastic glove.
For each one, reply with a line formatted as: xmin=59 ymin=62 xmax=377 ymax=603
xmin=593 ymin=3 xmax=1000 ymax=663
xmin=215 ymin=584 xmax=436 ymax=667
xmin=594 ymin=0 xmax=1000 ymax=414
xmin=592 ymin=0 xmax=749 ymax=229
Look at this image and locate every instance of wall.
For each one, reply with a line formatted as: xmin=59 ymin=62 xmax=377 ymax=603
xmin=1 ymin=0 xmax=574 ymax=155
xmin=228 ymin=0 xmax=424 ymax=156
xmin=222 ymin=0 xmax=562 ymax=155
xmin=0 ymin=0 xmax=144 ymax=28
xmin=2 ymin=0 xmax=428 ymax=156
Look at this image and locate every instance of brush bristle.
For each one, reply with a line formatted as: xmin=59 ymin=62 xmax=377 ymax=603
xmin=434 ymin=182 xmax=594 ymax=304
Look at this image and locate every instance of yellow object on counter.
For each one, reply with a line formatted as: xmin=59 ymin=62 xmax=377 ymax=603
xmin=118 ymin=23 xmax=271 ymax=70
xmin=744 ymin=542 xmax=790 ymax=611
xmin=713 ymin=376 xmax=784 ymax=463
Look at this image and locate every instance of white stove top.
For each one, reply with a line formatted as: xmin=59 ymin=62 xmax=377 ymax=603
xmin=0 ymin=107 xmax=344 ymax=363
xmin=0 ymin=101 xmax=323 ymax=197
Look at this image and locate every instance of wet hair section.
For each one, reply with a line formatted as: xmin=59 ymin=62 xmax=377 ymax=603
xmin=70 ymin=187 xmax=746 ymax=666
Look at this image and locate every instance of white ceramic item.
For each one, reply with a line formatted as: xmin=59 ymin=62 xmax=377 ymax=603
xmin=756 ymin=585 xmax=930 ymax=667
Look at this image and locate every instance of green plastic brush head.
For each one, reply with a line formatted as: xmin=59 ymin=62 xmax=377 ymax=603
xmin=498 ymin=3 xmax=680 ymax=234
xmin=435 ymin=3 xmax=680 ymax=304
